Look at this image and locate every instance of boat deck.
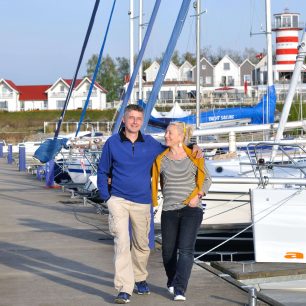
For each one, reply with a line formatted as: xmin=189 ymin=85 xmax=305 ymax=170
xmin=0 ymin=158 xmax=275 ymax=305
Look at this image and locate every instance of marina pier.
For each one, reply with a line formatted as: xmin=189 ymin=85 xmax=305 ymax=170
xmin=0 ymin=157 xmax=275 ymax=306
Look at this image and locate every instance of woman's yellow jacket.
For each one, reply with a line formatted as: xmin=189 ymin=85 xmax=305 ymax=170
xmin=151 ymin=144 xmax=205 ymax=207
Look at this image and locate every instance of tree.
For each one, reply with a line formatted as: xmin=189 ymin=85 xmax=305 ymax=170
xmin=116 ymin=56 xmax=129 ymax=83
xmin=182 ymin=51 xmax=196 ymax=66
xmin=243 ymin=47 xmax=263 ymax=64
xmin=86 ymin=54 xmax=120 ymax=102
xmin=142 ymin=58 xmax=152 ymax=71
xmin=171 ymin=50 xmax=181 ymax=66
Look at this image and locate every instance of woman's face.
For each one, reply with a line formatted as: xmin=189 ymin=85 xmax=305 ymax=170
xmin=164 ymin=124 xmax=183 ymax=147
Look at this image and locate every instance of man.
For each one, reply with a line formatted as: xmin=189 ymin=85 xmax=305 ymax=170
xmin=97 ymin=104 xmax=201 ymax=304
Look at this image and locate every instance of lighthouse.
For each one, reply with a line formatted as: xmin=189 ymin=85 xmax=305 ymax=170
xmin=272 ymin=9 xmax=303 ymax=82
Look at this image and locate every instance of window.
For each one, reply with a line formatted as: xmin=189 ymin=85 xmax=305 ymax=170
xmin=43 ymin=101 xmax=48 ymax=109
xmin=187 ymin=70 xmax=192 ymax=80
xmin=228 ymin=76 xmax=234 ymax=86
xmin=223 ymin=62 xmax=230 ymax=70
xmin=0 ymin=101 xmax=8 ymax=109
xmin=275 ymin=16 xmax=281 ymax=28
xmin=201 ymin=65 xmax=206 ymax=70
xmin=205 ymin=76 xmax=212 ymax=84
xmin=200 ymin=76 xmax=204 ymax=85
xmin=146 ymin=91 xmax=151 ymax=101
xmin=244 ymin=75 xmax=251 ymax=83
xmin=283 ymin=16 xmax=291 ymax=27
xmin=176 ymin=90 xmax=187 ymax=100
xmin=293 ymin=15 xmax=298 ymax=27
xmin=221 ymin=76 xmax=226 ymax=86
xmin=56 ymin=100 xmax=65 ymax=109
xmin=2 ymin=87 xmax=8 ymax=94
xmin=60 ymin=85 xmax=65 ymax=92
xmin=160 ymin=90 xmax=173 ymax=101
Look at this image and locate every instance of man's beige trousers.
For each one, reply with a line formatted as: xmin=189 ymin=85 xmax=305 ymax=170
xmin=107 ymin=196 xmax=151 ymax=295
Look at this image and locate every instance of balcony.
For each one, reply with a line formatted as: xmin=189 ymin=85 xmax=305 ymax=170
xmin=49 ymin=92 xmax=67 ymax=98
xmin=0 ymin=93 xmax=13 ymax=99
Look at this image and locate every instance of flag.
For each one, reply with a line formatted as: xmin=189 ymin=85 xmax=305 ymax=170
xmin=244 ymin=80 xmax=248 ymax=95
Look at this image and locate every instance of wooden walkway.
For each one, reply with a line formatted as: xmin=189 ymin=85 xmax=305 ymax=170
xmin=0 ymin=158 xmax=273 ymax=306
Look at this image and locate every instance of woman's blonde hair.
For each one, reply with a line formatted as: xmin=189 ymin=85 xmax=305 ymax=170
xmin=168 ymin=121 xmax=193 ymax=144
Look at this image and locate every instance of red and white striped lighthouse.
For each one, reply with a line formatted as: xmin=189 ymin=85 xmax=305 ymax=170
xmin=272 ymin=9 xmax=302 ymax=66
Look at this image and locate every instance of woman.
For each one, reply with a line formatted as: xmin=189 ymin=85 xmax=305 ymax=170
xmin=152 ymin=122 xmax=211 ymax=301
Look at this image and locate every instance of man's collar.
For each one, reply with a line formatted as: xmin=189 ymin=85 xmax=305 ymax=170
xmin=119 ymin=127 xmax=145 ymax=142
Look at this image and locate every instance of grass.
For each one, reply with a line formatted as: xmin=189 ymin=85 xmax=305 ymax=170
xmin=0 ymin=109 xmax=116 ymax=144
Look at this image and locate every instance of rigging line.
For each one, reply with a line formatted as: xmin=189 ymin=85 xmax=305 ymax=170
xmin=53 ymin=0 xmax=100 ymax=139
xmin=203 ymin=193 xmax=247 ymax=211
xmin=76 ymin=0 xmax=117 ymax=137
xmin=203 ymin=202 xmax=249 ymax=221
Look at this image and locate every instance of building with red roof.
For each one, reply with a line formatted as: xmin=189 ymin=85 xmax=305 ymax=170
xmin=0 ymin=77 xmax=107 ymax=111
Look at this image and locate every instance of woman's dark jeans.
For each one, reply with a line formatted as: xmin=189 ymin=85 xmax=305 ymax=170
xmin=161 ymin=206 xmax=203 ymax=293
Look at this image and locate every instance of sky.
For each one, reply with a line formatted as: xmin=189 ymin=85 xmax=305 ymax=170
xmin=0 ymin=0 xmax=305 ymax=85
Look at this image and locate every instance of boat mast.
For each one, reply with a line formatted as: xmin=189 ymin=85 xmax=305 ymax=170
xmin=129 ymin=0 xmax=135 ymax=103
xmin=265 ymin=0 xmax=273 ymax=123
xmin=138 ymin=0 xmax=143 ymax=101
xmin=194 ymin=0 xmax=201 ymax=129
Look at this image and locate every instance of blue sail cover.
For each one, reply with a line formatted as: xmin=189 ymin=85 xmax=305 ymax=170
xmin=144 ymin=85 xmax=276 ymax=129
xmin=33 ymin=138 xmax=68 ymax=163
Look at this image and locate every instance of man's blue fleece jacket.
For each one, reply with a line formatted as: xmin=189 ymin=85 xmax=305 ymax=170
xmin=97 ymin=130 xmax=164 ymax=204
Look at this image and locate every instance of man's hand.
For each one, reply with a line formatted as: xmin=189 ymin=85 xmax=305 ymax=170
xmin=192 ymin=144 xmax=203 ymax=158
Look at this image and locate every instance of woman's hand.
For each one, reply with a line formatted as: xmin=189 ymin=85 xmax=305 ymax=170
xmin=188 ymin=195 xmax=200 ymax=207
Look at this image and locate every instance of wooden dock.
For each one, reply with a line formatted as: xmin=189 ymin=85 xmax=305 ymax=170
xmin=0 ymin=158 xmax=275 ymax=306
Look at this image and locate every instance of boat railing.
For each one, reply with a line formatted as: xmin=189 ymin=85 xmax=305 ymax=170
xmin=245 ymin=142 xmax=306 ymax=186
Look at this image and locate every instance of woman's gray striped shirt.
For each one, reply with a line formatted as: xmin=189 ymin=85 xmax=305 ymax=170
xmin=160 ymin=155 xmax=198 ymax=211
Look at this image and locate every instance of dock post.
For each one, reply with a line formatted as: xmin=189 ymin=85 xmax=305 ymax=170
xmin=0 ymin=142 xmax=3 ymax=158
xmin=45 ymin=160 xmax=55 ymax=188
xmin=19 ymin=146 xmax=26 ymax=171
xmin=7 ymin=144 xmax=13 ymax=164
xmin=248 ymin=287 xmax=257 ymax=306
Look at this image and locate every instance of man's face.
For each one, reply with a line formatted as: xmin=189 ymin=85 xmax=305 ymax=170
xmin=123 ymin=110 xmax=144 ymax=134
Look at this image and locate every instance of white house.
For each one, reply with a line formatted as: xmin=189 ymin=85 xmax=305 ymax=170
xmin=179 ymin=60 xmax=193 ymax=81
xmin=144 ymin=60 xmax=180 ymax=82
xmin=213 ymin=55 xmax=240 ymax=87
xmin=0 ymin=77 xmax=107 ymax=112
xmin=0 ymin=79 xmax=23 ymax=111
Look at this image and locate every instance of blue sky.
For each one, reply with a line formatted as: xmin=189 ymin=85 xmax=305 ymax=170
xmin=0 ymin=0 xmax=305 ymax=85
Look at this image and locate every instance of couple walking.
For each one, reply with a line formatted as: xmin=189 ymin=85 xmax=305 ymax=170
xmin=97 ymin=104 xmax=211 ymax=303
